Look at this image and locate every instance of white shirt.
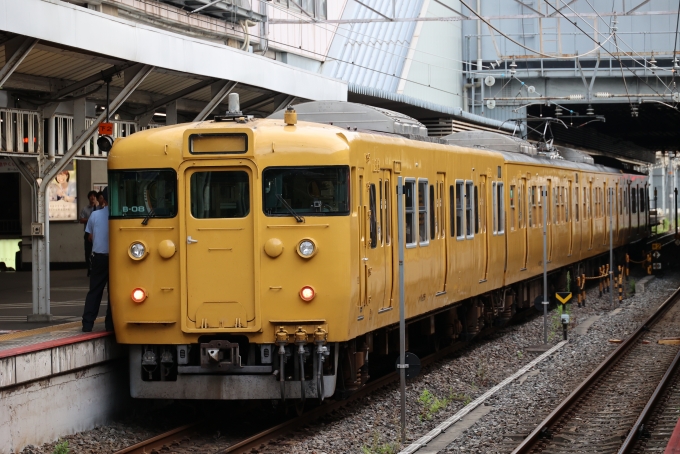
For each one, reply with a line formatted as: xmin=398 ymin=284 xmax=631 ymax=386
xmin=85 ymin=207 xmax=109 ymax=254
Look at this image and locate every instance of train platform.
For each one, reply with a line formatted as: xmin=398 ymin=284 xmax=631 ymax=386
xmin=0 ymin=315 xmax=126 ymax=454
xmin=0 ymin=268 xmax=108 ymax=331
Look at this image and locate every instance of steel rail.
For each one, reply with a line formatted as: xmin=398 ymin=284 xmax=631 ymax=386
xmin=618 ymin=347 xmax=680 ymax=454
xmin=112 ymin=421 xmax=202 ymax=454
xmin=511 ymin=285 xmax=680 ymax=454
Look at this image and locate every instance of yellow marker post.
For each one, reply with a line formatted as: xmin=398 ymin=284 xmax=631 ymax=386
xmin=556 ymin=292 xmax=572 ymax=305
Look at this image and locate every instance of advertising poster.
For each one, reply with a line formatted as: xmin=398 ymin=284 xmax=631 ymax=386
xmin=48 ymin=162 xmax=77 ymax=221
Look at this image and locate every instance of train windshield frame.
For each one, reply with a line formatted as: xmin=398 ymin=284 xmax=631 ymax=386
xmin=108 ymin=169 xmax=178 ymax=219
xmin=263 ymin=166 xmax=350 ymax=217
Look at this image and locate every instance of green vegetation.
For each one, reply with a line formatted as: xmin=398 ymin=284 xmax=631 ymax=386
xmin=417 ymin=389 xmax=472 ymax=421
xmin=517 ymin=350 xmax=524 ymax=360
xmin=629 ymin=278 xmax=636 ymax=294
xmin=361 ymin=432 xmax=400 ymax=454
xmin=52 ymin=441 xmax=69 ymax=454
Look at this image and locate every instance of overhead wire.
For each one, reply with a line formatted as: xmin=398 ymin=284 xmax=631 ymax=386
xmin=672 ymin=0 xmax=680 ymax=85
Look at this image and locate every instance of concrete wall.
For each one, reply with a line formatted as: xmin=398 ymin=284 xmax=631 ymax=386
xmin=0 ymin=360 xmax=129 ymax=453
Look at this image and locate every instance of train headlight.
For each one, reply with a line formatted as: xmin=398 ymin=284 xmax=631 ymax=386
xmin=129 ymin=242 xmax=147 ymax=260
xmin=297 ymin=239 xmax=317 ymax=258
xmin=131 ymin=287 xmax=147 ymax=303
xmin=300 ymin=286 xmax=316 ymax=302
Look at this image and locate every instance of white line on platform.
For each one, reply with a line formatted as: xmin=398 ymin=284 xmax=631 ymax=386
xmin=399 ymin=340 xmax=568 ymax=454
xmin=0 ymin=316 xmax=80 ymax=321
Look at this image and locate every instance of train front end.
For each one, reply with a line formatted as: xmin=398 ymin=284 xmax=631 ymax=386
xmin=108 ymin=117 xmax=354 ymax=400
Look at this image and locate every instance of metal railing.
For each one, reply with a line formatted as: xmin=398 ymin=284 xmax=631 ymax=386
xmin=0 ymin=108 xmax=160 ymax=159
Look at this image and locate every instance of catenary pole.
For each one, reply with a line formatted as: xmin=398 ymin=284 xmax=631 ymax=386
xmin=543 ymin=185 xmax=548 ymax=344
xmin=397 ymin=176 xmax=406 ymax=444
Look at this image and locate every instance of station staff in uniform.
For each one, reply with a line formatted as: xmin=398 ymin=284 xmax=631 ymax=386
xmin=82 ymin=187 xmax=113 ymax=332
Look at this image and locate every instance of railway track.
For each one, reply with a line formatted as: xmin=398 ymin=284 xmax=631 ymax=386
xmin=112 ymin=335 xmax=472 ymax=454
xmin=512 ymin=285 xmax=680 ymax=454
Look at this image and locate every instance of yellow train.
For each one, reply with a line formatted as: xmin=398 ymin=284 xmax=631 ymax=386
xmin=107 ymin=100 xmax=648 ymax=400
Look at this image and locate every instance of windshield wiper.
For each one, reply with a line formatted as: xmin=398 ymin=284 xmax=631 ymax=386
xmin=141 ymin=207 xmax=155 ymax=225
xmin=276 ymin=194 xmax=304 ymax=223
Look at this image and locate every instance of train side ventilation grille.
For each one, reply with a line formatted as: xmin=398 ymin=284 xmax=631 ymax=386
xmin=442 ymin=131 xmax=538 ymax=155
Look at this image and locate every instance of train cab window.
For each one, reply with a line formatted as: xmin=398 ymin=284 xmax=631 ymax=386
xmin=190 ymin=171 xmax=250 ymax=219
xmin=454 ymin=181 xmax=463 ymax=239
xmin=369 ymin=184 xmax=377 ymax=248
xmin=466 ymin=181 xmax=475 ymax=237
xmin=639 ymin=188 xmax=646 ymax=212
xmin=405 ymin=179 xmax=416 ymax=247
xmin=418 ymin=179 xmax=429 ymax=245
xmin=263 ymin=166 xmax=349 ymax=216
xmin=109 ymin=169 xmax=177 ymax=219
xmin=510 ymin=185 xmax=516 ymax=230
xmin=429 ymin=185 xmax=436 ymax=240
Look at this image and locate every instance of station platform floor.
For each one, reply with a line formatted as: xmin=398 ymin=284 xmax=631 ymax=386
xmin=0 ymin=269 xmax=108 ymax=332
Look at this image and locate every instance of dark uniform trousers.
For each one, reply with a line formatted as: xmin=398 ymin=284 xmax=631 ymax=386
xmin=83 ymin=253 xmax=113 ymax=331
xmin=84 ymin=232 xmax=93 ymax=275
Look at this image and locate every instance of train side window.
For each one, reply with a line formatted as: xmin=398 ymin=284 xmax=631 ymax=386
xmin=404 ymin=179 xmax=416 ymax=247
xmin=466 ymin=181 xmax=475 ymax=237
xmin=527 ymin=186 xmax=536 ymax=227
xmin=639 ymin=188 xmax=646 ymax=212
xmin=418 ymin=179 xmax=429 ymax=246
xmin=510 ymin=185 xmax=516 ymax=230
xmin=631 ymin=187 xmax=637 ymax=214
xmin=574 ymin=187 xmax=579 ymax=222
xmin=384 ymin=180 xmax=391 ymax=245
xmin=455 ymin=181 xmax=464 ymax=239
xmin=378 ymin=180 xmax=383 ymax=245
xmin=475 ymin=185 xmax=480 ymax=234
xmin=429 ymin=184 xmax=436 ymax=240
xmin=369 ymin=184 xmax=377 ymax=249
xmin=497 ymin=182 xmax=504 ymax=234
xmin=449 ymin=185 xmax=455 ymax=237
xmin=492 ymin=182 xmax=497 ymax=233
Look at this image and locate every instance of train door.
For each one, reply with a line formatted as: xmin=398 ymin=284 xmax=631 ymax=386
xmin=184 ymin=164 xmax=255 ymax=329
xmin=547 ymin=179 xmax=553 ymax=262
xmin=479 ymin=175 xmax=488 ymax=281
xmin=436 ymin=173 xmax=447 ymax=293
xmin=380 ymin=170 xmax=393 ymax=309
xmin=603 ymin=182 xmax=609 ymax=245
xmin=364 ymin=175 xmax=385 ymax=309
xmin=568 ymin=180 xmax=573 ymax=256
xmin=616 ymin=184 xmax=620 ymax=242
xmin=358 ymin=169 xmax=366 ymax=307
xmin=521 ymin=177 xmax=528 ymax=269
xmin=588 ymin=182 xmax=594 ymax=250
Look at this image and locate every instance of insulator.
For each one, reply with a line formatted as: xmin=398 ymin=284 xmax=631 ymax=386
xmin=568 ymin=94 xmax=583 ymax=100
xmin=555 ymin=106 xmax=563 ymax=117
xmin=595 ymin=92 xmax=611 ymax=98
xmin=509 ymin=60 xmax=517 ymax=76
xmin=586 ymin=104 xmax=595 ymax=116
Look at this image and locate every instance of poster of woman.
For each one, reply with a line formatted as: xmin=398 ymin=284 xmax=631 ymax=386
xmin=48 ymin=169 xmax=78 ymax=220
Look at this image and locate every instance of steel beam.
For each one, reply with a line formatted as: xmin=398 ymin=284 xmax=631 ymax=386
xmin=269 ymin=9 xmax=674 ymax=24
xmin=137 ymin=78 xmax=217 ymax=126
xmin=353 ymin=0 xmax=392 ymax=20
xmin=0 ymin=37 xmax=38 ymax=89
xmin=52 ymin=63 xmax=135 ymax=100
xmin=194 ymin=81 xmax=238 ymax=121
xmin=29 ymin=64 xmax=155 ymax=321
